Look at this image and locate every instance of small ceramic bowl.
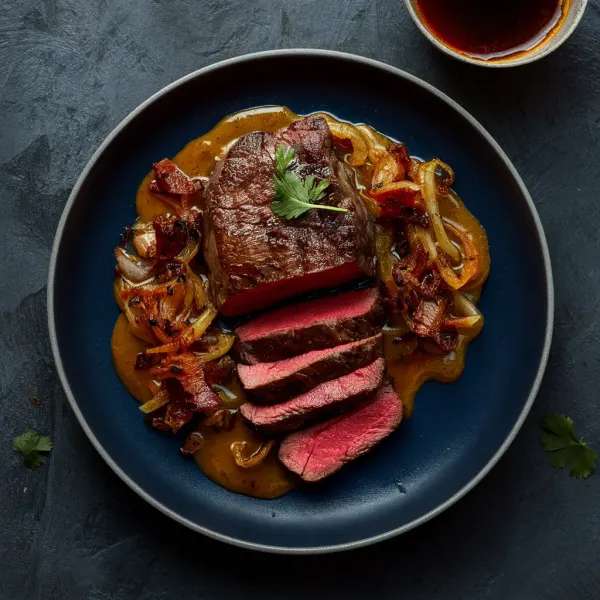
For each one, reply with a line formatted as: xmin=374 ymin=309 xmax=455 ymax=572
xmin=405 ymin=0 xmax=588 ymax=67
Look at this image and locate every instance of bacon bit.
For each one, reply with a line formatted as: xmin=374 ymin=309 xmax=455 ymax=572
xmin=368 ymin=181 xmax=425 ymax=219
xmin=433 ymin=326 xmax=459 ymax=353
xmin=332 ymin=135 xmax=354 ymax=156
xmin=151 ymin=353 xmax=221 ymax=412
xmin=154 ymin=215 xmax=189 ymax=259
xmin=387 ymin=142 xmax=411 ymax=177
xmin=163 ymin=398 xmax=195 ymax=432
xmin=413 ymin=298 xmax=447 ymax=338
xmin=135 ymin=352 xmax=156 ymax=370
xmin=150 ymin=159 xmax=207 ymax=195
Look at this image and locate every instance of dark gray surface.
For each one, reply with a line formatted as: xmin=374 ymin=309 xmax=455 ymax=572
xmin=2 ymin=0 xmax=600 ymax=598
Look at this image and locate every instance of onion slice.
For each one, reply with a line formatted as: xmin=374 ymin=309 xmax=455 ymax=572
xmin=317 ymin=118 xmax=368 ymax=166
xmin=419 ymin=162 xmax=461 ymax=263
xmin=435 ymin=221 xmax=478 ymax=289
xmin=115 ymin=247 xmax=155 ymax=283
xmin=178 ymin=305 xmax=218 ymax=348
xmin=231 ymin=440 xmax=275 ymax=468
xmin=139 ymin=389 xmax=170 ymax=414
xmin=193 ymin=332 xmax=235 ymax=362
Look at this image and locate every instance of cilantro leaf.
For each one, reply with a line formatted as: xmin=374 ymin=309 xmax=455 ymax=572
xmin=540 ymin=414 xmax=596 ymax=479
xmin=13 ymin=429 xmax=53 ymax=469
xmin=271 ymin=146 xmax=349 ymax=220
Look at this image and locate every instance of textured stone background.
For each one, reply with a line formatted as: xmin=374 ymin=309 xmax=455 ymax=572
xmin=2 ymin=1 xmax=600 ymax=598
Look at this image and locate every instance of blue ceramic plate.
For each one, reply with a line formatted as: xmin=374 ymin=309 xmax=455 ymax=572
xmin=48 ymin=50 xmax=553 ymax=553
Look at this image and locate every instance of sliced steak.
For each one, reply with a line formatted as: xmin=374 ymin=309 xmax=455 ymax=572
xmin=203 ymin=116 xmax=375 ymax=317
xmin=279 ymin=383 xmax=404 ymax=482
xmin=240 ymin=358 xmax=385 ymax=435
xmin=237 ymin=333 xmax=382 ymax=405
xmin=234 ymin=287 xmax=383 ymax=365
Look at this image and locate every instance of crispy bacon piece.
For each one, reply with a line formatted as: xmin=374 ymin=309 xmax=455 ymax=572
xmin=387 ymin=142 xmax=411 ymax=179
xmin=368 ymin=181 xmax=428 ymax=222
xmin=149 ymin=159 xmax=207 ymax=195
xmin=147 ymin=398 xmax=194 ymax=433
xmin=154 ymin=215 xmax=190 ymax=259
xmin=392 ymin=237 xmax=458 ymax=353
xmin=332 ymin=135 xmax=354 ymax=156
xmin=151 ymin=353 xmax=222 ymax=412
xmin=413 ymin=298 xmax=447 ymax=338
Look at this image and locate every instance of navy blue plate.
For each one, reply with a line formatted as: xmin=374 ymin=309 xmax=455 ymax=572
xmin=48 ymin=50 xmax=553 ymax=553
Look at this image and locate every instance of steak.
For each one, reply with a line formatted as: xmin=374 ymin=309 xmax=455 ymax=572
xmin=237 ymin=333 xmax=382 ymax=405
xmin=279 ymin=383 xmax=404 ymax=482
xmin=239 ymin=358 xmax=385 ymax=435
xmin=234 ymin=287 xmax=383 ymax=365
xmin=203 ymin=116 xmax=375 ymax=316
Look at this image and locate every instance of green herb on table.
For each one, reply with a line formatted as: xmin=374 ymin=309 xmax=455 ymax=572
xmin=270 ymin=146 xmax=348 ymax=220
xmin=540 ymin=414 xmax=597 ymax=479
xmin=12 ymin=429 xmax=53 ymax=469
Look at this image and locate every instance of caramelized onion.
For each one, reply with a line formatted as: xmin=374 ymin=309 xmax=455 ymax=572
xmin=231 ymin=440 xmax=275 ymax=469
xmin=115 ymin=247 xmax=155 ymax=283
xmin=317 ymin=117 xmax=368 ymax=166
xmin=180 ymin=431 xmax=204 ymax=457
xmin=419 ymin=161 xmax=461 ymax=263
xmin=203 ymin=408 xmax=236 ymax=432
xmin=193 ymin=332 xmax=235 ymax=362
xmin=139 ymin=389 xmax=170 ymax=414
xmin=179 ymin=305 xmax=218 ymax=347
xmin=124 ymin=302 xmax=156 ymax=344
xmin=372 ymin=153 xmax=402 ymax=187
xmin=356 ymin=124 xmax=389 ymax=163
xmin=445 ymin=315 xmax=481 ymax=330
xmin=359 ymin=191 xmax=382 ymax=218
xmin=453 ymin=291 xmax=482 ymax=319
xmin=435 ymin=221 xmax=478 ymax=289
xmin=175 ymin=238 xmax=200 ymax=264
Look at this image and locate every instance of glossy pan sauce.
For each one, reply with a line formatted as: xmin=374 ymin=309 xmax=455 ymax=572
xmin=111 ymin=107 xmax=490 ymax=498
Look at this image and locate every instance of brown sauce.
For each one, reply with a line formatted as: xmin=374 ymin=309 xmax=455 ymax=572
xmin=111 ymin=106 xmax=490 ymax=498
xmin=415 ymin=0 xmax=569 ymax=62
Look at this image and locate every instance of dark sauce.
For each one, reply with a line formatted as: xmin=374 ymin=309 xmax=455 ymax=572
xmin=415 ymin=0 xmax=568 ymax=61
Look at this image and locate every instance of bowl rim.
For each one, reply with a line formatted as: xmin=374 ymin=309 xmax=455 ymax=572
xmin=404 ymin=0 xmax=588 ymax=68
xmin=47 ymin=49 xmax=554 ymax=554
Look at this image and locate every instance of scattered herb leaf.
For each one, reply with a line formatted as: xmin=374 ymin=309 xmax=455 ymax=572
xmin=541 ymin=414 xmax=597 ymax=479
xmin=12 ymin=429 xmax=53 ymax=469
xmin=270 ymin=146 xmax=348 ymax=220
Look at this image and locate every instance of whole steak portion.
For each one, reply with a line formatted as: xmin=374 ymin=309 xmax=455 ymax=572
xmin=203 ymin=116 xmax=375 ymax=317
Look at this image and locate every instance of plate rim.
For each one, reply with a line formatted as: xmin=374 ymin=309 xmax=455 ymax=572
xmin=47 ymin=49 xmax=554 ymax=554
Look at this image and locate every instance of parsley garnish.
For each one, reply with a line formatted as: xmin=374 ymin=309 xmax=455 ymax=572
xmin=270 ymin=146 xmax=348 ymax=220
xmin=541 ymin=414 xmax=597 ymax=479
xmin=13 ymin=429 xmax=53 ymax=469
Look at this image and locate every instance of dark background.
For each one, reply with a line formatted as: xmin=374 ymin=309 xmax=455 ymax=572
xmin=2 ymin=1 xmax=600 ymax=598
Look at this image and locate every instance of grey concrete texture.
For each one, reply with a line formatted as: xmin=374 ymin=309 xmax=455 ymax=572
xmin=2 ymin=0 xmax=600 ymax=598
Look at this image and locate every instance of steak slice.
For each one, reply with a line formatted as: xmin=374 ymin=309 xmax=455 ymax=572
xmin=239 ymin=358 xmax=385 ymax=435
xmin=279 ymin=383 xmax=404 ymax=482
xmin=237 ymin=333 xmax=382 ymax=405
xmin=203 ymin=116 xmax=375 ymax=316
xmin=234 ymin=287 xmax=383 ymax=365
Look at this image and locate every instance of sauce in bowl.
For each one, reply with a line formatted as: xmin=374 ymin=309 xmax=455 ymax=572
xmin=414 ymin=0 xmax=570 ymax=62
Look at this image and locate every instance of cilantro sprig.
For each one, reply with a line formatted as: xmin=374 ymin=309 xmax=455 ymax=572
xmin=541 ymin=414 xmax=597 ymax=479
xmin=13 ymin=429 xmax=53 ymax=469
xmin=270 ymin=146 xmax=348 ymax=220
